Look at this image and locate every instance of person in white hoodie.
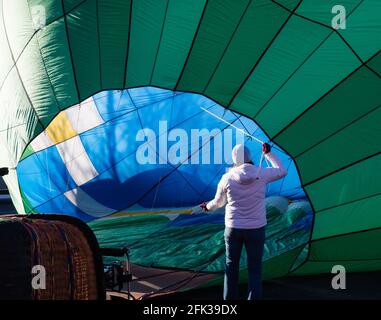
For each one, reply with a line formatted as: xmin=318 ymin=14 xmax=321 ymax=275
xmin=200 ymin=143 xmax=287 ymax=300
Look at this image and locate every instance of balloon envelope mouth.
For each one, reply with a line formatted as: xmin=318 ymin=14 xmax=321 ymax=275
xmin=17 ymin=86 xmax=309 ymax=220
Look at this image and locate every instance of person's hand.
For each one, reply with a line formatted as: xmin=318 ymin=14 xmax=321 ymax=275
xmin=262 ymin=142 xmax=271 ymax=154
xmin=200 ymin=202 xmax=208 ymax=212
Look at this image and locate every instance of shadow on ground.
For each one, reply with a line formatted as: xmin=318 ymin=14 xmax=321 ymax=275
xmin=156 ymin=271 xmax=381 ymax=300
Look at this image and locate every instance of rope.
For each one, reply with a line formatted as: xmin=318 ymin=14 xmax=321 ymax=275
xmin=200 ymin=107 xmax=264 ymax=145
xmin=199 ymin=105 xmax=275 ymax=179
xmin=138 ymin=272 xmax=203 ymax=300
xmin=256 ymin=152 xmax=264 ymax=179
xmin=138 ymin=245 xmax=225 ymax=299
xmin=150 ymin=175 xmax=162 ymax=215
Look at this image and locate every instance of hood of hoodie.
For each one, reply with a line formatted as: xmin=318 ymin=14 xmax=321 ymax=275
xmin=230 ymin=163 xmax=257 ymax=185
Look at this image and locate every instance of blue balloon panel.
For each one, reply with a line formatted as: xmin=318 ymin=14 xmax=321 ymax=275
xmin=17 ymin=87 xmax=305 ymax=220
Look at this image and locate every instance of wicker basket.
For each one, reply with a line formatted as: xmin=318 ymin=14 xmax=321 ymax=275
xmin=0 ymin=214 xmax=105 ymax=300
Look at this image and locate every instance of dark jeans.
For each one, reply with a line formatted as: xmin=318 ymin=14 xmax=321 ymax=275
xmin=223 ymin=226 xmax=266 ymax=300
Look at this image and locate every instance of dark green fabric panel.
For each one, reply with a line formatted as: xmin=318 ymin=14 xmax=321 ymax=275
xmin=37 ymin=19 xmax=78 ymax=110
xmin=98 ymin=0 xmax=131 ymax=89
xmin=367 ymin=50 xmax=381 ymax=74
xmin=334 ymin=0 xmax=381 ymax=61
xmin=296 ymin=0 xmax=362 ymax=27
xmin=21 ymin=188 xmax=38 ymax=214
xmin=255 ymin=32 xmax=360 ymax=138
xmin=274 ymin=0 xmax=301 ymax=11
xmin=274 ymin=63 xmax=381 ymax=156
xmin=20 ymin=145 xmax=34 ymax=162
xmin=292 ymin=259 xmax=381 ymax=276
xmin=90 ymin=214 xmax=169 ymax=246
xmin=313 ymin=194 xmax=381 ymax=240
xmin=261 ymin=246 xmax=304 ymax=280
xmin=305 ymin=154 xmax=381 ymax=212
xmin=66 ymin=0 xmax=101 ymax=101
xmin=176 ymin=0 xmax=250 ymax=93
xmin=296 ymin=105 xmax=381 ymax=185
xmin=297 ymin=1 xmax=380 ymax=61
xmin=90 ymin=205 xmax=311 ymax=277
xmin=90 ymin=215 xmax=225 ymax=272
xmin=63 ymin=0 xmax=85 ymax=13
xmin=230 ymin=15 xmax=331 ymax=118
xmin=204 ymin=0 xmax=292 ymax=106
xmin=151 ymin=0 xmax=206 ymax=89
xmin=310 ymin=228 xmax=381 ymax=261
xmin=125 ymin=0 xmax=169 ymax=87
xmin=290 ymin=243 xmax=309 ymax=272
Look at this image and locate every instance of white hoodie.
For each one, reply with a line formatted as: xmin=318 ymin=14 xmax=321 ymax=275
xmin=206 ymin=152 xmax=287 ymax=229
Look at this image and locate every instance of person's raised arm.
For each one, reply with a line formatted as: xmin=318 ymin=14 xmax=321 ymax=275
xmin=204 ymin=177 xmax=227 ymax=211
xmin=261 ymin=143 xmax=287 ymax=183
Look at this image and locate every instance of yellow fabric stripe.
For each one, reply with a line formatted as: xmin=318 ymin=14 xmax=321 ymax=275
xmin=109 ymin=209 xmax=193 ymax=217
xmin=46 ymin=112 xmax=77 ymax=144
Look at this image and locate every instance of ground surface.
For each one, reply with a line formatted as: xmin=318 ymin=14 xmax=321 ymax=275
xmin=157 ymin=271 xmax=381 ymax=300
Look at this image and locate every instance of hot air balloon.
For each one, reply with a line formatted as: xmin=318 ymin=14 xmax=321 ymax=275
xmin=0 ymin=0 xmax=380 ymax=295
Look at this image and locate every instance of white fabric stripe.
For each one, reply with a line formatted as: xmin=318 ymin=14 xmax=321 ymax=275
xmin=30 ymin=132 xmax=54 ymax=152
xmin=64 ymin=188 xmax=114 ymax=217
xmin=161 ymin=214 xmax=180 ymax=221
xmin=56 ymin=135 xmax=98 ymax=186
xmin=65 ymin=97 xmax=104 ymax=134
xmin=30 ymin=97 xmax=103 ymax=154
